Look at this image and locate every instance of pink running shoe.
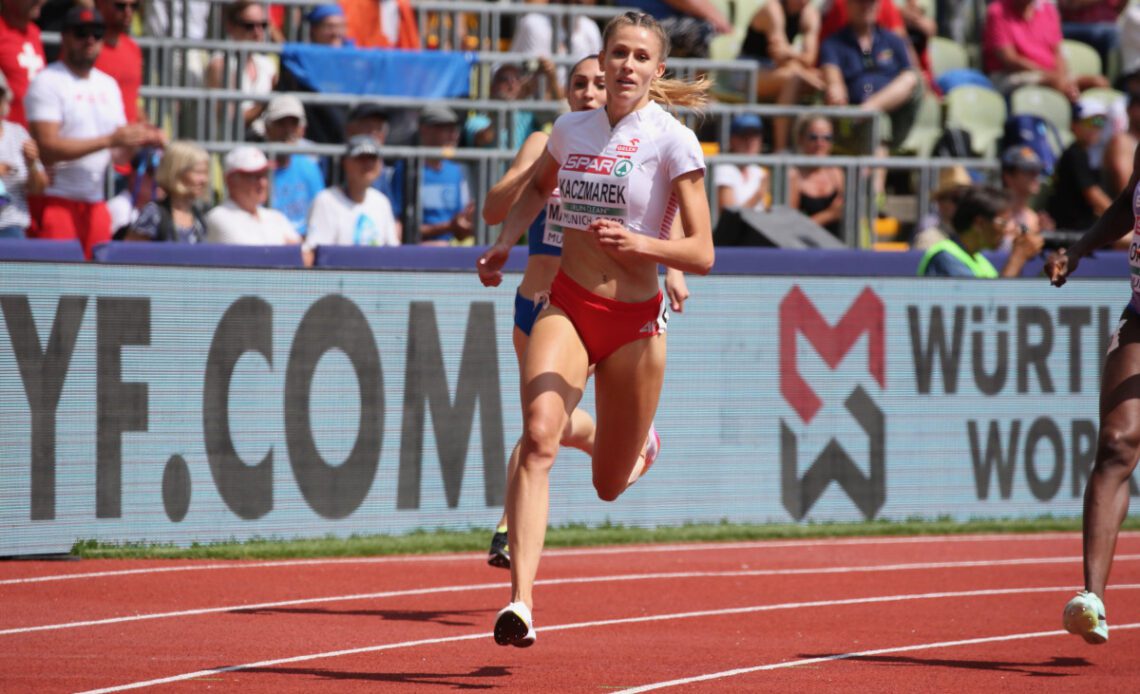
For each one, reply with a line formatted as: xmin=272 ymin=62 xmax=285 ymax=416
xmin=642 ymin=423 xmax=661 ymax=477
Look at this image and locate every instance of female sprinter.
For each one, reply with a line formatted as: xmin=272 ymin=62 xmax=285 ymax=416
xmin=476 ymin=10 xmax=714 ymax=647
xmin=1047 ymin=144 xmax=1140 ymax=646
xmin=479 ymin=55 xmax=691 ymax=570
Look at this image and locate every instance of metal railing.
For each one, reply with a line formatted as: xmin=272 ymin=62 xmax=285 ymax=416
xmin=188 ymin=134 xmax=997 ymax=248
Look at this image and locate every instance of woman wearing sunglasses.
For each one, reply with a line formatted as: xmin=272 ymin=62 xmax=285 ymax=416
xmin=206 ymin=1 xmax=278 ymax=135
xmin=788 ymin=114 xmax=844 ymax=239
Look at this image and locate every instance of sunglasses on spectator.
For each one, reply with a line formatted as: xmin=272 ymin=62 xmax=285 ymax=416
xmin=807 ymin=133 xmax=833 ymax=142
xmin=71 ymin=26 xmax=106 ymax=40
xmin=1081 ymin=115 xmax=1107 ymax=128
xmin=241 ymin=20 xmax=269 ymax=31
xmin=114 ymin=1 xmax=138 ymax=10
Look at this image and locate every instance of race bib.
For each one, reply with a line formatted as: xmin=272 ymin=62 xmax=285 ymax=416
xmin=552 ymin=153 xmax=631 ymax=234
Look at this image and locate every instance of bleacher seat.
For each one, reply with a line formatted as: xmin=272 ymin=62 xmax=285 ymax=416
xmin=944 ymin=85 xmax=1006 ymax=157
xmin=1061 ymin=39 xmax=1103 ymax=80
xmin=1010 ymin=84 xmax=1074 ymax=149
xmin=897 ymin=92 xmax=943 ymax=158
xmin=930 ymin=36 xmax=969 ymax=78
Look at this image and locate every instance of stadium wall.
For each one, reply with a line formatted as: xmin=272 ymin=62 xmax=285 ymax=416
xmin=0 ymin=263 xmax=1127 ymax=555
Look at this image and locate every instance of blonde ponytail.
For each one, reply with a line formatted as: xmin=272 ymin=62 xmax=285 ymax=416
xmin=649 ymin=75 xmax=712 ymax=113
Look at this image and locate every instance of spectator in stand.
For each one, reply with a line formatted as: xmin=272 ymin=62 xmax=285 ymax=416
xmin=983 ymin=0 xmax=1109 ymax=100
xmin=307 ymin=4 xmax=351 ymax=46
xmin=918 ymin=185 xmax=1044 ymax=278
xmin=0 ymin=0 xmax=46 ymax=128
xmin=511 ymin=0 xmax=603 ymax=65
xmin=1059 ymin=0 xmax=1124 ymax=72
xmin=390 ymin=106 xmax=473 ymax=245
xmin=1048 ymin=97 xmax=1112 ymax=231
xmin=713 ymin=114 xmax=769 ymax=214
xmin=206 ymin=1 xmax=278 ymax=135
xmin=274 ymin=5 xmax=354 ymax=148
xmin=619 ymin=0 xmax=731 ymax=58
xmin=125 ymin=141 xmax=209 ymax=243
xmin=820 ymin=0 xmax=931 ymax=92
xmin=788 ymin=115 xmax=845 ymax=239
xmin=820 ymin=0 xmax=921 ymax=152
xmin=466 ymin=60 xmax=561 ymax=149
xmin=207 ymin=145 xmax=302 ymax=248
xmin=0 ymin=71 xmax=45 ymax=237
xmin=262 ymin=95 xmax=324 ymax=237
xmin=1104 ymin=89 xmax=1140 ymax=197
xmin=304 ymin=135 xmax=399 ymax=253
xmin=107 ymin=147 xmax=159 ymax=238
xmin=143 ymin=0 xmax=209 ymax=42
xmin=341 ymin=0 xmax=421 ymax=49
xmin=739 ymin=0 xmax=824 ymax=152
xmin=25 ymin=6 xmax=164 ymax=258
xmin=345 ymin=102 xmax=396 ymax=204
xmin=93 ymin=0 xmax=141 ymax=124
xmin=912 ymin=165 xmax=971 ymax=251
xmin=998 ymin=145 xmax=1045 ymax=247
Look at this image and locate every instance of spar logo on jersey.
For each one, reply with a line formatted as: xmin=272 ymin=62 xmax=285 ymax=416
xmin=564 ymin=154 xmax=618 ymax=175
xmin=613 ymin=160 xmax=633 ymax=177
xmin=779 ymin=286 xmax=886 ymax=521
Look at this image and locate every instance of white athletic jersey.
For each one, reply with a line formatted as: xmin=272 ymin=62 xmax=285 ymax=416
xmin=25 ymin=63 xmax=126 ymax=202
xmin=545 ymin=101 xmax=705 ymax=240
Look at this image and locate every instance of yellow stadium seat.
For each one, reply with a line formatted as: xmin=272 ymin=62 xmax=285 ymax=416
xmin=930 ymin=36 xmax=969 ymax=78
xmin=1062 ymin=39 xmax=1103 ymax=80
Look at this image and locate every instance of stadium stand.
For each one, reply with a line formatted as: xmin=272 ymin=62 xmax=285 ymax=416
xmin=2 ymin=0 xmax=1123 ymax=255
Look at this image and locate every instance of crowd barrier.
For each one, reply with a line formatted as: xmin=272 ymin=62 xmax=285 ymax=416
xmin=0 ymin=259 xmax=1129 ymax=555
xmin=92 ymin=243 xmax=305 ymax=267
xmin=2 ymin=242 xmax=1129 ymax=278
xmin=0 ymin=239 xmax=84 ymax=263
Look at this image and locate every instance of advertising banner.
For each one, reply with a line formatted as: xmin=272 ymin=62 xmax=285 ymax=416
xmin=0 ymin=264 xmax=1126 ymax=554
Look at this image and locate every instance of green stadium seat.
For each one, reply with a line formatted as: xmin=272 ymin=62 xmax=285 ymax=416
xmin=930 ymin=36 xmax=969 ymax=78
xmin=897 ymin=92 xmax=943 ymax=157
xmin=1061 ymin=39 xmax=1103 ymax=79
xmin=944 ymin=85 xmax=1006 ymax=157
xmin=1010 ymin=84 xmax=1074 ymax=150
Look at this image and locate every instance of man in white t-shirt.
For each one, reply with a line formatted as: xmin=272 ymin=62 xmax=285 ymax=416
xmin=207 ymin=146 xmax=303 ymax=250
xmin=25 ymin=6 xmax=164 ymax=257
xmin=305 ymin=135 xmax=399 ymax=253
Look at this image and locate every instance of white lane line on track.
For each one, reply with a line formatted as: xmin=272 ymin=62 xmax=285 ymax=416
xmin=76 ymin=584 xmax=1140 ymax=694
xmin=615 ymin=622 xmax=1140 ymax=693
xmin=6 ymin=554 xmax=1139 ymax=637
xmin=3 ymin=531 xmax=1125 ymax=585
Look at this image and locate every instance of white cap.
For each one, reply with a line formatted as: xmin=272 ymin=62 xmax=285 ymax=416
xmin=1075 ymin=97 xmax=1108 ymax=121
xmin=223 ymin=146 xmax=269 ymax=175
xmin=263 ymin=94 xmax=306 ymax=125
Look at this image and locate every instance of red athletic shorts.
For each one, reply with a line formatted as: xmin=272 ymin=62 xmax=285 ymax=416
xmin=29 ymin=196 xmax=112 ymax=259
xmin=548 ymin=269 xmax=667 ymax=365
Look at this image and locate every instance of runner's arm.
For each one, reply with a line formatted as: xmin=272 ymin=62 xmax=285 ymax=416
xmin=483 ymin=132 xmax=550 ymax=225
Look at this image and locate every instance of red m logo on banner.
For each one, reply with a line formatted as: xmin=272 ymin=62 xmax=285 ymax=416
xmin=779 ymin=286 xmax=886 ymax=423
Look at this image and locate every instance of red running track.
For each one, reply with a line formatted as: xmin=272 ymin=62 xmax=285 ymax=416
xmin=1 ymin=532 xmax=1139 ymax=692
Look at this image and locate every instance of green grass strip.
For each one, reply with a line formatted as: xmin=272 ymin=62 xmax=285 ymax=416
xmin=69 ymin=515 xmax=1140 ymax=561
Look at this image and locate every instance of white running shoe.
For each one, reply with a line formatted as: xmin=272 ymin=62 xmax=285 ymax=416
xmin=1063 ymin=590 xmax=1108 ymax=644
xmin=494 ymin=601 xmax=536 ymax=648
